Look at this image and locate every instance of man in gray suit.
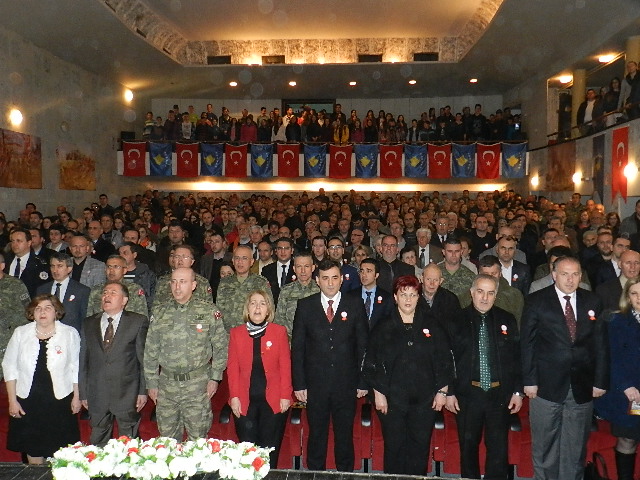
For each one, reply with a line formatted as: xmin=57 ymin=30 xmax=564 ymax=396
xmin=69 ymin=233 xmax=106 ymax=288
xmin=79 ymin=281 xmax=149 ymax=446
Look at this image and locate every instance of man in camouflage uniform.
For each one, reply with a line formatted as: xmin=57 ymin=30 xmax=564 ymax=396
xmin=87 ymin=255 xmax=148 ymax=317
xmin=0 ymin=253 xmax=30 ymax=377
xmin=153 ymin=245 xmax=213 ymax=309
xmin=439 ymin=237 xmax=476 ymax=303
xmin=144 ymin=267 xmax=228 ymax=441
xmin=217 ymin=245 xmax=273 ymax=332
xmin=274 ymin=252 xmax=320 ymax=339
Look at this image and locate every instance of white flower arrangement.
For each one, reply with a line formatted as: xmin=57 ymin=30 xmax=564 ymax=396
xmin=49 ymin=436 xmax=272 ymax=480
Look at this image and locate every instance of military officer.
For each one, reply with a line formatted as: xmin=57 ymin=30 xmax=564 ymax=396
xmin=0 ymin=253 xmax=30 ymax=377
xmin=439 ymin=237 xmax=476 ymax=303
xmin=144 ymin=267 xmax=228 ymax=441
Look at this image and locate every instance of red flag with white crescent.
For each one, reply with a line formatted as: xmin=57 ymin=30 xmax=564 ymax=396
xmin=379 ymin=144 xmax=403 ymax=178
xmin=225 ymin=143 xmax=248 ymax=177
xmin=329 ymin=144 xmax=352 ymax=179
xmin=176 ymin=143 xmax=199 ymax=177
xmin=612 ymin=126 xmax=629 ymax=201
xmin=427 ymin=143 xmax=451 ymax=179
xmin=277 ymin=143 xmax=300 ymax=177
xmin=123 ymin=142 xmax=147 ymax=176
xmin=476 ymin=143 xmax=500 ymax=179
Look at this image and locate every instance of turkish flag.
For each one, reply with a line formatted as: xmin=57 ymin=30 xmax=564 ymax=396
xmin=329 ymin=144 xmax=352 ymax=179
xmin=176 ymin=143 xmax=199 ymax=177
xmin=122 ymin=142 xmax=147 ymax=176
xmin=476 ymin=143 xmax=500 ymax=179
xmin=612 ymin=126 xmax=629 ymax=201
xmin=277 ymin=143 xmax=300 ymax=177
xmin=428 ymin=144 xmax=451 ymax=179
xmin=379 ymin=145 xmax=403 ymax=178
xmin=225 ymin=144 xmax=248 ymax=177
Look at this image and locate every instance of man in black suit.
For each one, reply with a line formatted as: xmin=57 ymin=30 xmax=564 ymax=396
xmin=292 ymin=259 xmax=369 ymax=471
xmin=261 ymin=237 xmax=295 ymax=305
xmin=87 ymin=220 xmax=116 ymax=263
xmin=595 ymin=249 xmax=640 ymax=317
xmin=4 ymin=228 xmax=50 ymax=298
xmin=413 ymin=228 xmax=444 ymax=268
xmin=377 ymin=235 xmax=414 ymax=293
xmin=79 ymin=281 xmax=149 ymax=446
xmin=584 ymin=231 xmax=614 ymax=287
xmin=28 ymin=228 xmax=55 ymax=263
xmin=36 ymin=252 xmax=90 ymax=332
xmin=594 ymin=234 xmax=630 ymax=287
xmin=420 ymin=263 xmax=462 ymax=338
xmin=496 ymin=235 xmax=531 ymax=296
xmin=446 ymin=274 xmax=522 ymax=480
xmin=348 ymin=258 xmax=393 ymax=331
xmin=521 ymin=256 xmax=609 ymax=480
xmin=430 ymin=217 xmax=450 ymax=248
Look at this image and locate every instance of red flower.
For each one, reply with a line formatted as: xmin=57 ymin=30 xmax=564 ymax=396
xmin=118 ymin=435 xmax=131 ymax=442
xmin=86 ymin=451 xmax=97 ymax=462
xmin=128 ymin=447 xmax=139 ymax=455
xmin=209 ymin=440 xmax=221 ymax=452
xmin=252 ymin=457 xmax=265 ymax=470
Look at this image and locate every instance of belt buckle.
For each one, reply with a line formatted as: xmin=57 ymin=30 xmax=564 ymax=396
xmin=174 ymin=373 xmax=190 ymax=381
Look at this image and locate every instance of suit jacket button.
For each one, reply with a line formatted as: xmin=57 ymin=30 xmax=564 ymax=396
xmin=408 ymin=341 xmax=413 ymax=346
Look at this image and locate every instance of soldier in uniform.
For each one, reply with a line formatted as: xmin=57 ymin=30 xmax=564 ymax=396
xmin=153 ymin=245 xmax=213 ymax=310
xmin=217 ymin=245 xmax=273 ymax=332
xmin=274 ymin=252 xmax=320 ymax=339
xmin=87 ymin=255 xmax=148 ymax=318
xmin=0 ymin=253 xmax=30 ymax=377
xmin=438 ymin=237 xmax=476 ymax=303
xmin=144 ymin=267 xmax=228 ymax=441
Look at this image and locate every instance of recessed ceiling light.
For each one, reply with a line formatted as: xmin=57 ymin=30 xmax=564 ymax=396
xmin=289 ymin=81 xmax=297 ymax=86
xmin=229 ymin=81 xmax=238 ymax=87
xmin=598 ymin=54 xmax=615 ymax=63
xmin=558 ymin=75 xmax=573 ymax=84
xmin=408 ymin=79 xmax=417 ymax=85
xmin=469 ymin=78 xmax=478 ymax=83
xmin=349 ymin=81 xmax=357 ymax=86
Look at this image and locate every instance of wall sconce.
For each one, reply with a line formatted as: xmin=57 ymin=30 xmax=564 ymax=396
xmin=530 ymin=175 xmax=539 ymax=188
xmin=9 ymin=108 xmax=23 ymax=126
xmin=572 ymin=172 xmax=582 ymax=184
xmin=624 ymin=162 xmax=638 ymax=180
xmin=124 ymin=89 xmax=134 ymax=102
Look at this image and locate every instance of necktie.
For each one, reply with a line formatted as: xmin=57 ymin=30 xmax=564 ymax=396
xmin=54 ymin=283 xmax=61 ymax=300
xmin=419 ymin=248 xmax=426 ymax=268
xmin=479 ymin=313 xmax=491 ymax=391
xmin=440 ymin=235 xmax=445 ymax=244
xmin=564 ymin=295 xmax=577 ymax=342
xmin=326 ymin=299 xmax=334 ymax=323
xmin=103 ymin=317 xmax=114 ymax=350
xmin=364 ymin=291 xmax=372 ymax=320
xmin=253 ymin=247 xmax=258 ymax=260
xmin=12 ymin=257 xmax=21 ymax=278
xmin=281 ymin=264 xmax=287 ymax=287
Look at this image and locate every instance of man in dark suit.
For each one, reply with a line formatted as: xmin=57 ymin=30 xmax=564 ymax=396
xmin=521 ymin=256 xmax=609 ymax=480
xmin=262 ymin=237 xmax=295 ymax=305
xmin=377 ymin=235 xmax=414 ymax=293
xmin=430 ymin=218 xmax=450 ymax=248
xmin=325 ymin=236 xmax=361 ymax=293
xmin=446 ymin=274 xmax=523 ymax=480
xmin=87 ymin=220 xmax=116 ymax=263
xmin=79 ymin=280 xmax=149 ymax=446
xmin=496 ymin=235 xmax=531 ymax=295
xmin=348 ymin=257 xmax=393 ymax=331
xmin=28 ymin=228 xmax=55 ymax=263
xmin=4 ymin=228 xmax=50 ymax=298
xmin=413 ymin=228 xmax=444 ymax=268
xmin=36 ymin=252 xmax=90 ymax=332
xmin=584 ymin=231 xmax=614 ymax=287
xmin=420 ymin=263 xmax=463 ymax=338
xmin=595 ymin=249 xmax=640 ymax=317
xmin=292 ymin=259 xmax=369 ymax=471
xmin=594 ymin=234 xmax=630 ymax=287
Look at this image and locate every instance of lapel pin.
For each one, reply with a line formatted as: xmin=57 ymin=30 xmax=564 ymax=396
xmin=423 ymin=328 xmax=431 ymax=337
xmin=501 ymin=324 xmax=508 ymax=335
xmin=341 ymin=312 xmax=348 ymax=321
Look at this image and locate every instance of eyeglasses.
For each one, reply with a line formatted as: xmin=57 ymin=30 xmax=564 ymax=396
xmin=170 ymin=254 xmax=193 ymax=260
xmin=276 ymin=246 xmax=292 ymax=251
xmin=106 ymin=265 xmax=124 ymax=270
xmin=328 ymin=245 xmax=343 ymax=250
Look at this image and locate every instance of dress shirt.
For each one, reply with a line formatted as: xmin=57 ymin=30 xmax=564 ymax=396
xmin=320 ymin=291 xmax=342 ymax=316
xmin=501 ymin=262 xmax=514 ymax=286
xmin=50 ymin=277 xmax=70 ymax=301
xmin=554 ymin=287 xmax=576 ymax=315
xmin=100 ymin=311 xmax=123 ymax=339
xmin=9 ymin=252 xmax=30 ymax=278
xmin=361 ymin=288 xmax=375 ymax=317
xmin=278 ymin=261 xmax=291 ymax=287
xmin=613 ymin=260 xmax=621 ymax=278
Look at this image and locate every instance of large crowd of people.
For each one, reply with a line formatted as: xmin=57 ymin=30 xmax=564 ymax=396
xmin=1 ymin=187 xmax=639 ymax=478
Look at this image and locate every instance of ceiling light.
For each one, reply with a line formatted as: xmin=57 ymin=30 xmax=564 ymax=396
xmin=289 ymin=81 xmax=297 ymax=86
xmin=124 ymin=89 xmax=134 ymax=102
xmin=469 ymin=78 xmax=478 ymax=83
xmin=559 ymin=75 xmax=573 ymax=84
xmin=598 ymin=54 xmax=615 ymax=63
xmin=9 ymin=108 xmax=23 ymax=126
xmin=408 ymin=79 xmax=417 ymax=85
xmin=229 ymin=81 xmax=238 ymax=87
xmin=349 ymin=81 xmax=357 ymax=86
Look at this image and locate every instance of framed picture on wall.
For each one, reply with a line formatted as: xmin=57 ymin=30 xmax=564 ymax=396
xmin=282 ymin=99 xmax=335 ymax=116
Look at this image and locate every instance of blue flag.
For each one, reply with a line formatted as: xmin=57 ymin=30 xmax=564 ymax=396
xmin=304 ymin=144 xmax=327 ymax=178
xmin=502 ymin=143 xmax=527 ymax=178
xmin=404 ymin=144 xmax=427 ymax=178
xmin=354 ymin=144 xmax=378 ymax=178
xmin=200 ymin=143 xmax=223 ymax=176
xmin=251 ymin=143 xmax=274 ymax=178
xmin=148 ymin=142 xmax=172 ymax=176
xmin=451 ymin=143 xmax=476 ymax=178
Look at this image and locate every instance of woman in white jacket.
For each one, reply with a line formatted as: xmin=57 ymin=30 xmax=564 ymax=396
xmin=2 ymin=294 xmax=81 ymax=464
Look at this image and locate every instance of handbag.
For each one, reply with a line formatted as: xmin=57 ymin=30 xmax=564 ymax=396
xmin=584 ymin=452 xmax=610 ymax=480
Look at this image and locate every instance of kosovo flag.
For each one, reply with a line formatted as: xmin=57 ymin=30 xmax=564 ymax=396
xmin=148 ymin=142 xmax=172 ymax=176
xmin=354 ymin=144 xmax=378 ymax=178
xmin=304 ymin=143 xmax=327 ymax=178
xmin=200 ymin=143 xmax=223 ymax=176
xmin=502 ymin=143 xmax=527 ymax=178
xmin=452 ymin=143 xmax=476 ymax=178
xmin=404 ymin=144 xmax=427 ymax=178
xmin=251 ymin=143 xmax=274 ymax=178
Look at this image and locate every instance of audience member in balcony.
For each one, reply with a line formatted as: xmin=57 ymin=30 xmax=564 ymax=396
xmin=395 ymin=115 xmax=408 ymax=140
xmin=419 ymin=121 xmax=435 ymax=142
xmin=594 ymin=278 xmax=640 ymax=480
xmin=151 ymin=116 xmax=164 ymax=140
xmin=306 ymin=114 xmax=323 ymax=142
xmin=577 ymin=89 xmax=604 ymax=136
xmin=272 ymin=117 xmax=286 ymax=142
xmin=364 ymin=118 xmax=378 ymax=142
xmin=449 ymin=114 xmax=466 ymax=142
xmin=363 ymin=274 xmax=453 ymax=475
xmin=333 ymin=118 xmax=349 ymax=144
xmin=465 ymin=104 xmax=488 ymax=141
xmin=205 ymin=103 xmax=217 ymax=123
xmin=619 ymin=61 xmax=639 ymax=120
xmin=227 ymin=289 xmax=292 ymax=468
xmin=330 ymin=104 xmax=347 ymax=124
xmin=239 ymin=115 xmax=258 ymax=143
xmin=219 ymin=107 xmax=232 ymax=140
xmin=142 ymin=111 xmax=154 ymax=139
xmin=285 ymin=115 xmax=301 ymax=142
xmin=257 ymin=119 xmax=271 ymax=143
xmin=180 ymin=112 xmax=194 ymax=141
xmin=347 ymin=109 xmax=358 ymax=128
xmin=602 ymin=77 xmax=621 ymax=126
xmin=163 ymin=110 xmax=180 ymax=141
xmin=406 ymin=119 xmax=420 ymax=143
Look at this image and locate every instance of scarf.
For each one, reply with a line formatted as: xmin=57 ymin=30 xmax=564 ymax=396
xmin=246 ymin=320 xmax=267 ymax=338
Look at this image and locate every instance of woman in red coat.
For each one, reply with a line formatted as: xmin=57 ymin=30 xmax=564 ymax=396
xmin=227 ymin=289 xmax=292 ymax=467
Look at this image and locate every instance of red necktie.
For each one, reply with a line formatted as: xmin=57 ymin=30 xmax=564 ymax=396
xmin=326 ymin=300 xmax=334 ymax=323
xmin=563 ymin=295 xmax=577 ymax=342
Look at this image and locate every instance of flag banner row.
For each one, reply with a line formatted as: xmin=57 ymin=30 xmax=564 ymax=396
xmin=118 ymin=142 xmax=528 ymax=179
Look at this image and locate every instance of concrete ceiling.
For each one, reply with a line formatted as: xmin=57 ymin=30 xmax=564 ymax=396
xmin=0 ymin=0 xmax=639 ymax=99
